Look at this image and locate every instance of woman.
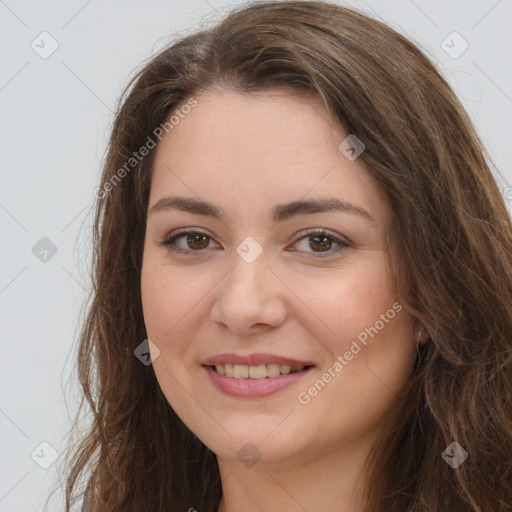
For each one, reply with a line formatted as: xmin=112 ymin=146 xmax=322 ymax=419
xmin=63 ymin=1 xmax=512 ymax=510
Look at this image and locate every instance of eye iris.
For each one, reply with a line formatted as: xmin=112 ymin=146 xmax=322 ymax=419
xmin=188 ymin=233 xmax=209 ymax=250
xmin=309 ymin=235 xmax=332 ymax=252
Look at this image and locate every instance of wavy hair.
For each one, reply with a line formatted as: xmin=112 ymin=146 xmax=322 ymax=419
xmin=62 ymin=1 xmax=512 ymax=510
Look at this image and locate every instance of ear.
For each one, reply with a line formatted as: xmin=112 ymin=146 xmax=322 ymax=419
xmin=414 ymin=322 xmax=429 ymax=345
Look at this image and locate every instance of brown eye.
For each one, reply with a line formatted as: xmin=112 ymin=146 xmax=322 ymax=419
xmin=308 ymin=234 xmax=334 ymax=252
xmin=292 ymin=229 xmax=351 ymax=258
xmin=185 ymin=233 xmax=210 ymax=250
xmin=160 ymin=230 xmax=216 ymax=253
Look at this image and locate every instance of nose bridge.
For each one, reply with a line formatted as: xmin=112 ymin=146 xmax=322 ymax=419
xmin=210 ymin=239 xmax=287 ymax=331
xmin=224 ymin=240 xmax=270 ymax=299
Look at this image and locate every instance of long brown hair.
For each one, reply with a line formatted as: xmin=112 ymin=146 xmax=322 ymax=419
xmin=62 ymin=1 xmax=512 ymax=510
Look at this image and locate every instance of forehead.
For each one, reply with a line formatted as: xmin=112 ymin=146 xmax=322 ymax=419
xmin=150 ymin=88 xmax=389 ymax=225
xmin=157 ymin=88 xmax=340 ymax=163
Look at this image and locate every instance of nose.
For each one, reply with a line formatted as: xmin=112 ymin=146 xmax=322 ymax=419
xmin=209 ymin=247 xmax=288 ymax=336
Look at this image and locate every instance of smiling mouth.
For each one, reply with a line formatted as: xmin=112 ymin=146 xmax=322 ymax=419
xmin=210 ymin=364 xmax=313 ymax=379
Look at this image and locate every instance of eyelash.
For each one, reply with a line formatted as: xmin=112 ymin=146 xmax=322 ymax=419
xmin=158 ymin=228 xmax=351 ymax=258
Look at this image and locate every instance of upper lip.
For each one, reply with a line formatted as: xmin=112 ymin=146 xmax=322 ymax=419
xmin=203 ymin=353 xmax=314 ymax=367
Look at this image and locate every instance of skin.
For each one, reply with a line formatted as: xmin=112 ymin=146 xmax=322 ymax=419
xmin=141 ymin=87 xmax=422 ymax=512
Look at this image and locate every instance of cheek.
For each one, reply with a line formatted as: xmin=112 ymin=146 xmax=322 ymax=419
xmin=292 ymin=259 xmax=416 ymax=395
xmin=140 ymin=263 xmax=203 ymax=418
xmin=141 ymin=258 xmax=206 ymax=344
xmin=140 ymin=262 xmax=190 ymax=374
xmin=293 ymin=279 xmax=414 ymax=445
xmin=140 ymin=257 xmax=222 ymax=387
xmin=141 ymin=265 xmax=170 ymax=341
xmin=291 ymin=258 xmax=401 ymax=348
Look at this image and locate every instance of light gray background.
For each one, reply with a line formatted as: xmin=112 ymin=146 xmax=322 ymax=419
xmin=1 ymin=0 xmax=511 ymax=510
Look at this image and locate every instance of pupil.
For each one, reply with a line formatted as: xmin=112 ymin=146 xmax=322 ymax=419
xmin=189 ymin=233 xmax=208 ymax=249
xmin=310 ymin=235 xmax=330 ymax=252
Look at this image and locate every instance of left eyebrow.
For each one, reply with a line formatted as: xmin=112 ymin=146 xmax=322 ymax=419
xmin=148 ymin=196 xmax=374 ymax=222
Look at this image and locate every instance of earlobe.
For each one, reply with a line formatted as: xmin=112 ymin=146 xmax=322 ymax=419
xmin=415 ymin=323 xmax=429 ymax=345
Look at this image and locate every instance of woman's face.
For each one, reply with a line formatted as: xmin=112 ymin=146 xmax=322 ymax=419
xmin=141 ymin=88 xmax=417 ymax=467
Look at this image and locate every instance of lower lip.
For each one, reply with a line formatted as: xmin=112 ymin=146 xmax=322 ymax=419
xmin=204 ymin=365 xmax=314 ymax=398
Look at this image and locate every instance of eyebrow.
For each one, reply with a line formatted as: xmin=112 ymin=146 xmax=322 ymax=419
xmin=149 ymin=196 xmax=374 ymax=222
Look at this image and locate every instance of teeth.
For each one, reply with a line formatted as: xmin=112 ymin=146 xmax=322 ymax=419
xmin=280 ymin=365 xmax=291 ymax=375
xmin=233 ymin=364 xmax=249 ymax=378
xmin=249 ymin=364 xmax=266 ymax=379
xmin=214 ymin=364 xmax=306 ymax=379
xmin=266 ymin=363 xmax=280 ymax=378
